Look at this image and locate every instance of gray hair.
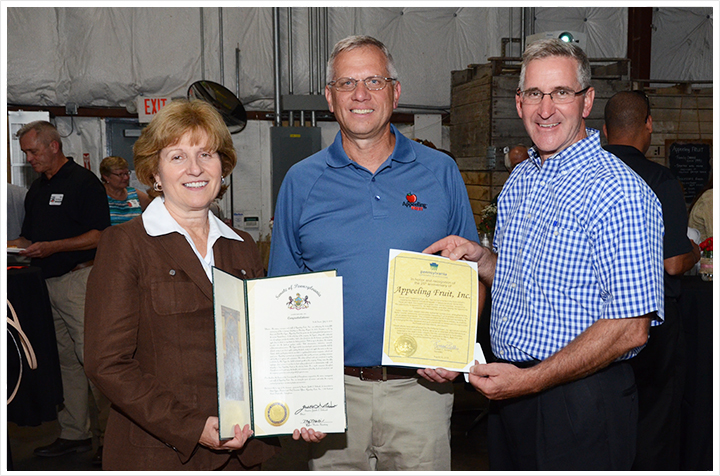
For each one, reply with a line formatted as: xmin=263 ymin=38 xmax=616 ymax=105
xmin=326 ymin=35 xmax=398 ymax=83
xmin=16 ymin=120 xmax=63 ymax=152
xmin=518 ymin=39 xmax=591 ymax=91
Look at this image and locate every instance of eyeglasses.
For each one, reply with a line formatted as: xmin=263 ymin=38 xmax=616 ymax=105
xmin=111 ymin=171 xmax=131 ymax=178
xmin=327 ymin=76 xmax=396 ymax=92
xmin=516 ymin=86 xmax=590 ymax=105
xmin=633 ymin=90 xmax=651 ymax=123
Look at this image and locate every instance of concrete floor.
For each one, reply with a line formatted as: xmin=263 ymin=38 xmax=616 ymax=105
xmin=7 ymin=381 xmax=489 ymax=472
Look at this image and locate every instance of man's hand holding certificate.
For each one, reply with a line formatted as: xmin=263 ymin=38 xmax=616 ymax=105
xmin=382 ymin=249 xmax=484 ymax=372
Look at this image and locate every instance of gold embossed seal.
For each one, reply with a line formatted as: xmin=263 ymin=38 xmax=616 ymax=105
xmin=394 ymin=335 xmax=417 ymax=357
xmin=265 ymin=401 xmax=290 ymax=427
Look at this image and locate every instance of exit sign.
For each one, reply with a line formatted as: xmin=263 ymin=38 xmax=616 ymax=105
xmin=136 ymin=96 xmax=172 ymax=123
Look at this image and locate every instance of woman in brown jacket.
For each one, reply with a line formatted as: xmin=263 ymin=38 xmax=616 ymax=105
xmin=84 ymin=99 xmax=278 ymax=470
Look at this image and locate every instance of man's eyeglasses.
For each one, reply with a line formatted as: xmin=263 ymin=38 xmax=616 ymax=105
xmin=633 ymin=90 xmax=651 ymax=123
xmin=516 ymin=86 xmax=590 ymax=105
xmin=111 ymin=171 xmax=131 ymax=178
xmin=327 ymin=76 xmax=396 ymax=92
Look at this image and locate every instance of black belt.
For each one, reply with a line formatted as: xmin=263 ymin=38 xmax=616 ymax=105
xmin=344 ymin=366 xmax=418 ymax=381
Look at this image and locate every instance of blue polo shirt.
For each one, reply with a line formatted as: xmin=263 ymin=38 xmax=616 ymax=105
xmin=269 ymin=125 xmax=477 ymax=367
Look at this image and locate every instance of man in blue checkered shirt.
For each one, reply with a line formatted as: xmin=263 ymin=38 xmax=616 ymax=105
xmin=425 ymin=39 xmax=664 ymax=470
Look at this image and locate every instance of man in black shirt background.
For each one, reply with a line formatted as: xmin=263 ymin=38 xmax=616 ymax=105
xmin=603 ymin=91 xmax=700 ymax=470
xmin=9 ymin=121 xmax=111 ymax=462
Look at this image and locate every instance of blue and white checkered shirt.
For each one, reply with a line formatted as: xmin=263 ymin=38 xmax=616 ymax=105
xmin=491 ymin=129 xmax=664 ymax=362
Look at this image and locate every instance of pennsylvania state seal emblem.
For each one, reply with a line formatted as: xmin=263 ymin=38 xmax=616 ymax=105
xmin=287 ymin=293 xmax=310 ymax=310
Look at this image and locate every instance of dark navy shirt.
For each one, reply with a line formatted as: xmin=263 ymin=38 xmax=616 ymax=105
xmin=22 ymin=158 xmax=111 ymax=278
xmin=604 ymin=144 xmax=693 ymax=298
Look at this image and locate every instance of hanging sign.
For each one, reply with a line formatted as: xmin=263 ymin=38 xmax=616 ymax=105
xmin=667 ymin=140 xmax=712 ymax=204
xmin=136 ymin=96 xmax=172 ymax=123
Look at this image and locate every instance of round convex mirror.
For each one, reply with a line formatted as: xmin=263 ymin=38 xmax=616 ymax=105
xmin=188 ymin=80 xmax=247 ymax=133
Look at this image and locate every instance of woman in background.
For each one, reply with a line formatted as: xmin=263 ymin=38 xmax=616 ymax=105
xmin=688 ymin=175 xmax=713 ymax=242
xmin=99 ymin=155 xmax=150 ymax=225
xmin=84 ymin=99 xmax=278 ymax=470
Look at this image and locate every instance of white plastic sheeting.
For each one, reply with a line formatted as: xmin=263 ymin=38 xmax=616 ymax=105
xmin=652 ymin=7 xmax=714 ymax=81
xmin=8 ymin=8 xmax=211 ymax=109
xmin=6 ymin=7 xmax=503 ymax=111
xmin=534 ymin=7 xmax=627 ymax=58
xmin=6 ymin=6 xmax=712 ymax=111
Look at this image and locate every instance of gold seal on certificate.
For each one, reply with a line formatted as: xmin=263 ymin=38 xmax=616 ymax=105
xmin=394 ymin=335 xmax=417 ymax=356
xmin=383 ymin=249 xmax=479 ymax=372
xmin=265 ymin=401 xmax=290 ymax=426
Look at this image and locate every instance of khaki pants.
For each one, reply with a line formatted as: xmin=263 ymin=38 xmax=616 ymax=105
xmin=46 ymin=267 xmax=110 ymax=442
xmin=308 ymin=374 xmax=453 ymax=471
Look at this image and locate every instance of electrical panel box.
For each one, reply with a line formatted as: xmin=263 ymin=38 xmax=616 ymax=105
xmin=270 ymin=126 xmax=322 ymax=210
xmin=105 ymin=118 xmax=144 ymax=169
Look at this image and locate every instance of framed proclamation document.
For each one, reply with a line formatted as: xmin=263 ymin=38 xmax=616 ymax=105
xmin=212 ymin=267 xmax=347 ymax=439
xmin=382 ymin=249 xmax=479 ymax=372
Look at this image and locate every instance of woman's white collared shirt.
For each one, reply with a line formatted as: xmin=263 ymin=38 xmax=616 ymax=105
xmin=142 ymin=197 xmax=242 ymax=281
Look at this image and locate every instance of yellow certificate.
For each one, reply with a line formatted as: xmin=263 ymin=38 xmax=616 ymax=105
xmin=383 ymin=249 xmax=479 ymax=371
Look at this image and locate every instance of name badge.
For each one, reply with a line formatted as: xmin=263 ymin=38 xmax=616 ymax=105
xmin=127 ymin=199 xmax=140 ymax=208
xmin=49 ymin=194 xmax=64 ymax=205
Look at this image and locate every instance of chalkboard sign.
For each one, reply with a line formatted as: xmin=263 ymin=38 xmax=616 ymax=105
xmin=667 ymin=140 xmax=712 ymax=204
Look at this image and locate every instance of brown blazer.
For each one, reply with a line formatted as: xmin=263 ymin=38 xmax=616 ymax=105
xmin=85 ymin=217 xmax=279 ymax=470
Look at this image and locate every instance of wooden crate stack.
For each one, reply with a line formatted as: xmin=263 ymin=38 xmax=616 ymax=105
xmin=450 ymin=63 xmax=494 ymax=220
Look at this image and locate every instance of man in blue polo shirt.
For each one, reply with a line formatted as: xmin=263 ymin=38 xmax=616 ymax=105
xmin=425 ymin=39 xmax=665 ymax=470
xmin=268 ymin=35 xmax=478 ymax=471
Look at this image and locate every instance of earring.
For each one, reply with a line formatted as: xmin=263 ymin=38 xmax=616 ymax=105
xmin=221 ymin=176 xmax=226 ymax=186
xmin=153 ymin=182 xmax=163 ymax=192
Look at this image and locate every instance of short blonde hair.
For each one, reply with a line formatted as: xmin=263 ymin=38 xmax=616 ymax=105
xmin=99 ymin=156 xmax=129 ymax=179
xmin=133 ymin=99 xmax=237 ymax=199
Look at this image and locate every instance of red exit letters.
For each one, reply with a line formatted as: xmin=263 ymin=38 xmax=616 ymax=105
xmin=144 ymin=97 xmax=168 ymax=115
